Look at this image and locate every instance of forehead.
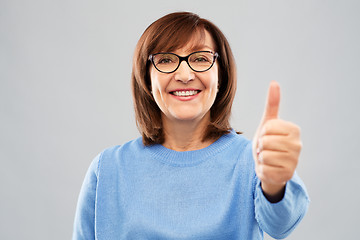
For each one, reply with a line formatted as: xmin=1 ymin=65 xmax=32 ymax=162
xmin=176 ymin=30 xmax=216 ymax=54
xmin=153 ymin=28 xmax=216 ymax=54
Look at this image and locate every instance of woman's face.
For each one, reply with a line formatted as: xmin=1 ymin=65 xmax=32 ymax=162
xmin=150 ymin=30 xmax=219 ymax=124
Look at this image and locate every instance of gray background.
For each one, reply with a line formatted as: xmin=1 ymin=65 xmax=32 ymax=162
xmin=1 ymin=0 xmax=359 ymax=239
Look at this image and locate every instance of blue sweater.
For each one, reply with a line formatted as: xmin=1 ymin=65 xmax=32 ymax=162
xmin=73 ymin=131 xmax=309 ymax=239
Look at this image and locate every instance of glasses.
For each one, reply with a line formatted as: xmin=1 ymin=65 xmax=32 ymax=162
xmin=149 ymin=51 xmax=219 ymax=73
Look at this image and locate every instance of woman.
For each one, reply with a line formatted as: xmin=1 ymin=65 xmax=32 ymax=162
xmin=73 ymin=12 xmax=309 ymax=239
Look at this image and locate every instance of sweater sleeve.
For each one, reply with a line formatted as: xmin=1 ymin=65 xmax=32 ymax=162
xmin=254 ymin=172 xmax=310 ymax=239
xmin=72 ymin=153 xmax=101 ymax=240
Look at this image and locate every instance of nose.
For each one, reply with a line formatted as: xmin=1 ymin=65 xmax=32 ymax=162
xmin=174 ymin=60 xmax=195 ymax=84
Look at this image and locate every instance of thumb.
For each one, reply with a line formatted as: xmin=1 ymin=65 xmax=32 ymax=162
xmin=261 ymin=81 xmax=280 ymax=123
xmin=253 ymin=81 xmax=281 ymax=160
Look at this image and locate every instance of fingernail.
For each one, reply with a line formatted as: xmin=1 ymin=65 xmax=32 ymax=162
xmin=256 ymin=147 xmax=260 ymax=155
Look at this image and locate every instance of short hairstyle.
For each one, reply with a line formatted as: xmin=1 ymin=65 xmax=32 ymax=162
xmin=132 ymin=12 xmax=238 ymax=145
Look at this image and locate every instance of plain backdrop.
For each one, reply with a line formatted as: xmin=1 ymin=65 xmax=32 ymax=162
xmin=1 ymin=0 xmax=359 ymax=239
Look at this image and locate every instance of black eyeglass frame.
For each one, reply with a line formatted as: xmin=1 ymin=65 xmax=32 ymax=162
xmin=148 ymin=51 xmax=219 ymax=74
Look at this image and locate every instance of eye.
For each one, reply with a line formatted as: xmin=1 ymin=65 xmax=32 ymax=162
xmin=154 ymin=54 xmax=177 ymax=65
xmin=158 ymin=58 xmax=173 ymax=64
xmin=190 ymin=53 xmax=212 ymax=63
xmin=194 ymin=56 xmax=209 ymax=62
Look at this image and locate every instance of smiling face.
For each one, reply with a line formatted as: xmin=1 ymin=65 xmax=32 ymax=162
xmin=150 ymin=30 xmax=219 ymax=125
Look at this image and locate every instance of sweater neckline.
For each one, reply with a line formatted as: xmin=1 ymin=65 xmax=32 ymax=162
xmin=144 ymin=130 xmax=239 ymax=167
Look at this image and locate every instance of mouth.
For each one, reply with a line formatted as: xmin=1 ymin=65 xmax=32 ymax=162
xmin=170 ymin=90 xmax=201 ymax=97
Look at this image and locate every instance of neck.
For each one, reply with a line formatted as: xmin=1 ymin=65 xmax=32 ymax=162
xmin=162 ymin=113 xmax=214 ymax=152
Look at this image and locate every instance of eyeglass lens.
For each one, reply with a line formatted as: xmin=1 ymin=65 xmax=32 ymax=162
xmin=152 ymin=52 xmax=216 ymax=73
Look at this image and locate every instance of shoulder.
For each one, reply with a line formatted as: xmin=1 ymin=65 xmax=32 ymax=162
xmin=102 ymin=136 xmax=143 ymax=156
xmin=96 ymin=137 xmax=144 ymax=170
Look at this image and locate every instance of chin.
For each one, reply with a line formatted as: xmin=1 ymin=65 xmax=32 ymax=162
xmin=168 ymin=109 xmax=208 ymax=122
xmin=174 ymin=115 xmax=201 ymax=121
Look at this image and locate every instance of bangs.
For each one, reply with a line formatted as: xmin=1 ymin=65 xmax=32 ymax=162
xmin=150 ymin=25 xmax=207 ymax=54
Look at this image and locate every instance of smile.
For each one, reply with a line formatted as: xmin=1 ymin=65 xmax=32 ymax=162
xmin=171 ymin=90 xmax=200 ymax=97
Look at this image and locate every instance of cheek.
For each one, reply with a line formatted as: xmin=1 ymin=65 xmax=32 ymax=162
xmin=151 ymin=79 xmax=167 ymax=95
xmin=205 ymin=71 xmax=219 ymax=91
xmin=149 ymin=69 xmax=158 ymax=91
xmin=150 ymin=69 xmax=169 ymax=93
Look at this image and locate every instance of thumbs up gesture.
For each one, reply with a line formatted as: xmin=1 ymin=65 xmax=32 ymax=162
xmin=253 ymin=81 xmax=302 ymax=201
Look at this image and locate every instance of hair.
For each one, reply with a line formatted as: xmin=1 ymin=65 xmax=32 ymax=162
xmin=131 ymin=12 xmax=238 ymax=145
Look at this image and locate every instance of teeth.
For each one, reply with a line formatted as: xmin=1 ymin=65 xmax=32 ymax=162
xmin=172 ymin=90 xmax=199 ymax=96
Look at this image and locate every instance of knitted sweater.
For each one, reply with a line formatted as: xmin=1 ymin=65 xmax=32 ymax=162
xmin=73 ymin=131 xmax=309 ymax=239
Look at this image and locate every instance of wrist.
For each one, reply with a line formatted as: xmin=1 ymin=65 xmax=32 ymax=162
xmin=261 ymin=181 xmax=286 ymax=203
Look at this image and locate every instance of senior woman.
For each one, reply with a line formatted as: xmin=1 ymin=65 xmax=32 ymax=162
xmin=73 ymin=12 xmax=309 ymax=240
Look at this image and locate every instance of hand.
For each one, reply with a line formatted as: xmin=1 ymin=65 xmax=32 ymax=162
xmin=252 ymin=81 xmax=302 ymax=200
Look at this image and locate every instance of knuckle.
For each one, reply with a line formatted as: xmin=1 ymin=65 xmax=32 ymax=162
xmin=291 ymin=123 xmax=301 ymax=135
xmin=290 ymin=140 xmax=302 ymax=153
xmin=295 ymin=141 xmax=303 ymax=151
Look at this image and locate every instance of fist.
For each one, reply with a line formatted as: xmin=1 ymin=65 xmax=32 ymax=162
xmin=252 ymin=81 xmax=302 ymax=197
